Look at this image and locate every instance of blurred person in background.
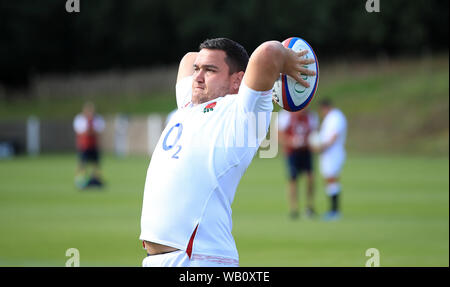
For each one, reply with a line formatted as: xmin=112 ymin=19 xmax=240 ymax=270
xmin=314 ymin=99 xmax=347 ymax=221
xmin=73 ymin=102 xmax=105 ymax=189
xmin=278 ymin=108 xmax=319 ymax=219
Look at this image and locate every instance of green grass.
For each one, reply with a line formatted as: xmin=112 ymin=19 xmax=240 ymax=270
xmin=0 ymin=153 xmax=448 ymax=266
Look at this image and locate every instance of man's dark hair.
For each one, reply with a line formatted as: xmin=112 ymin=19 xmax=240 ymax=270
xmin=199 ymin=38 xmax=249 ymax=74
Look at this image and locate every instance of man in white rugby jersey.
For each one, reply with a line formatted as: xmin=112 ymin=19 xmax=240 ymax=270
xmin=315 ymin=99 xmax=347 ymax=221
xmin=139 ymin=38 xmax=316 ymax=267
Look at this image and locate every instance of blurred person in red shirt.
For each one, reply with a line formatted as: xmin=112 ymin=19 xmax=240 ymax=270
xmin=278 ymin=108 xmax=319 ymax=219
xmin=73 ymin=102 xmax=105 ymax=189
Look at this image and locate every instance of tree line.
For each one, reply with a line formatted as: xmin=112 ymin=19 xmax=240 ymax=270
xmin=0 ymin=0 xmax=448 ymax=91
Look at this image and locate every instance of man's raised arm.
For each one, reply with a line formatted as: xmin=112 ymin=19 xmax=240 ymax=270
xmin=243 ymin=41 xmax=316 ymax=92
xmin=177 ymin=52 xmax=198 ymax=83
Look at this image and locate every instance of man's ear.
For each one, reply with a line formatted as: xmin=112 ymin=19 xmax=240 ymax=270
xmin=232 ymin=71 xmax=245 ymax=92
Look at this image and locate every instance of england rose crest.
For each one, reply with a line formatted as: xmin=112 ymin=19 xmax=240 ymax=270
xmin=203 ymin=102 xmax=217 ymax=113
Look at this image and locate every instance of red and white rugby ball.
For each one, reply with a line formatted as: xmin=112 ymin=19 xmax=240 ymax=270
xmin=272 ymin=37 xmax=319 ymax=112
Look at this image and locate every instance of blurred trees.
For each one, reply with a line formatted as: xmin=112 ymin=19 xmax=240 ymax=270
xmin=0 ymin=0 xmax=448 ymax=90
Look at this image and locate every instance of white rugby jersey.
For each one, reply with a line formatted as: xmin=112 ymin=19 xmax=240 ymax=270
xmin=319 ymin=108 xmax=347 ymax=160
xmin=140 ymin=76 xmax=273 ymax=261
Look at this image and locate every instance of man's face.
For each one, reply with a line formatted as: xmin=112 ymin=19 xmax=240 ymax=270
xmin=192 ymin=49 xmax=239 ymax=104
xmin=83 ymin=105 xmax=95 ymax=118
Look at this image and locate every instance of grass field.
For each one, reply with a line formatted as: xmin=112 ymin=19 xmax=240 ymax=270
xmin=0 ymin=153 xmax=448 ymax=266
xmin=0 ymin=56 xmax=448 ymax=266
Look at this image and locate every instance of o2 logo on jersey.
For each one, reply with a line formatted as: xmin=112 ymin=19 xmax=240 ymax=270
xmin=162 ymin=123 xmax=183 ymax=159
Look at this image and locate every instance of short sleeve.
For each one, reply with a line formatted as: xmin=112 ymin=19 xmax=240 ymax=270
xmin=176 ymin=76 xmax=193 ymax=108
xmin=278 ymin=110 xmax=290 ymax=131
xmin=328 ymin=112 xmax=344 ymax=135
xmin=328 ymin=114 xmax=340 ymax=135
xmin=73 ymin=115 xmax=87 ymax=134
xmin=322 ymin=111 xmax=345 ymax=141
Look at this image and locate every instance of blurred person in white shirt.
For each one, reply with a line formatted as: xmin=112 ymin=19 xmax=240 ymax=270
xmin=313 ymin=99 xmax=347 ymax=221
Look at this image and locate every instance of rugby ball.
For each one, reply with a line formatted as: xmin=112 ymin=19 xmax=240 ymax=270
xmin=272 ymin=37 xmax=319 ymax=112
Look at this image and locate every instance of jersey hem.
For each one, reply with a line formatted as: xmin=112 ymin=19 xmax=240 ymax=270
xmin=139 ymin=234 xmax=239 ymax=260
xmin=191 ymin=251 xmax=239 ymax=262
xmin=139 ymin=234 xmax=186 ymax=252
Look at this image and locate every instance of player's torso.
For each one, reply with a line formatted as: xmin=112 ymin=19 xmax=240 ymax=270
xmin=154 ymin=96 xmax=241 ymax=172
xmin=141 ymin=95 xmax=254 ymax=251
xmin=285 ymin=112 xmax=313 ymax=151
xmin=320 ymin=109 xmax=347 ymax=156
xmin=288 ymin=113 xmax=313 ymax=136
xmin=75 ymin=115 xmax=100 ymax=149
xmin=145 ymin=95 xmax=247 ymax=209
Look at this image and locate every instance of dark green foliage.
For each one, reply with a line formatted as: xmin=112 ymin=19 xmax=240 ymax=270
xmin=0 ymin=0 xmax=448 ymax=88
